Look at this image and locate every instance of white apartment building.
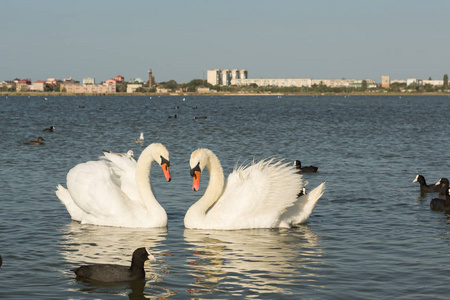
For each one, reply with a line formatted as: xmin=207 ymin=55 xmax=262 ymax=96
xmin=406 ymin=78 xmax=423 ymax=86
xmin=232 ymin=77 xmax=376 ymax=88
xmin=127 ymin=83 xmax=143 ymax=93
xmin=210 ymin=69 xmax=376 ymax=88
xmin=83 ymin=77 xmax=95 ymax=85
xmin=232 ymin=78 xmax=312 ymax=87
xmin=29 ymin=81 xmax=45 ymax=92
xmin=207 ymin=69 xmax=220 ymax=85
xmin=422 ymin=80 xmax=444 ymax=86
xmin=207 ymin=69 xmax=248 ymax=86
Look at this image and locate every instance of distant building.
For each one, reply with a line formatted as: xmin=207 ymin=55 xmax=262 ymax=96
xmin=114 ymin=75 xmax=124 ymax=83
xmin=16 ymin=78 xmax=31 ymax=85
xmin=422 ymin=80 xmax=444 ymax=86
xmin=130 ymin=77 xmax=144 ymax=83
xmin=407 ymin=78 xmax=423 ymax=86
xmin=231 ymin=69 xmax=240 ymax=80
xmin=156 ymin=87 xmax=169 ymax=93
xmin=46 ymin=78 xmax=61 ymax=86
xmin=212 ymin=69 xmax=376 ymax=88
xmin=63 ymin=77 xmax=79 ymax=85
xmin=207 ymin=69 xmax=220 ymax=85
xmin=16 ymin=83 xmax=30 ymax=92
xmin=233 ymin=78 xmax=312 ymax=87
xmin=381 ymin=75 xmax=390 ymax=89
xmin=232 ymin=77 xmax=376 ymax=88
xmin=240 ymin=69 xmax=248 ymax=79
xmin=15 ymin=78 xmax=32 ymax=91
xmin=221 ymin=69 xmax=231 ymax=86
xmin=197 ymin=87 xmax=211 ymax=93
xmin=391 ymin=79 xmax=406 ymax=84
xmin=207 ymin=69 xmax=248 ymax=86
xmin=30 ymin=80 xmax=46 ymax=92
xmin=127 ymin=83 xmax=143 ymax=93
xmin=312 ymin=78 xmax=376 ymax=88
xmin=0 ymin=81 xmax=16 ymax=90
xmin=83 ymin=77 xmax=95 ymax=85
xmin=62 ymin=81 xmax=116 ymax=94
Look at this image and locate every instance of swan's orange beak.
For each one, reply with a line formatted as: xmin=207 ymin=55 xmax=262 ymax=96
xmin=161 ymin=163 xmax=172 ymax=182
xmin=192 ymin=170 xmax=201 ymax=191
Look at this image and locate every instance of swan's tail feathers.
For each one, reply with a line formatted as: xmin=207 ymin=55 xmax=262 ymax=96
xmin=287 ymin=181 xmax=326 ymax=225
xmin=55 ymin=184 xmax=83 ymax=222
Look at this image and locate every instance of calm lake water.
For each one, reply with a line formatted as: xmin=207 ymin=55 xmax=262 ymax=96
xmin=0 ymin=95 xmax=449 ymax=299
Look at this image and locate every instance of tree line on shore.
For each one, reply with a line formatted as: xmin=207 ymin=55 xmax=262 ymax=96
xmin=2 ymin=75 xmax=449 ymax=95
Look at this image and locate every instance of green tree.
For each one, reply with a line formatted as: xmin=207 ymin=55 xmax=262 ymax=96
xmin=361 ymin=80 xmax=368 ymax=90
xmin=185 ymin=79 xmax=211 ymax=92
xmin=158 ymin=80 xmax=178 ymax=91
xmin=135 ymin=87 xmax=147 ymax=93
xmin=443 ymin=74 xmax=448 ymax=89
xmin=117 ymin=83 xmax=128 ymax=93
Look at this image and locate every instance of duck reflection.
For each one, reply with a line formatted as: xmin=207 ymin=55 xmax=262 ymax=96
xmin=59 ymin=222 xmax=169 ymax=299
xmin=75 ymin=279 xmax=148 ymax=300
xmin=183 ymin=225 xmax=324 ymax=296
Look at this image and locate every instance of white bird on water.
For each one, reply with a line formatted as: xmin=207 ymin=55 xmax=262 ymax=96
xmin=135 ymin=132 xmax=144 ymax=144
xmin=184 ymin=148 xmax=326 ymax=230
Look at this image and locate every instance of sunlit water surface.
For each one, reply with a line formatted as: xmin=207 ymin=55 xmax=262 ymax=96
xmin=0 ymin=95 xmax=449 ymax=299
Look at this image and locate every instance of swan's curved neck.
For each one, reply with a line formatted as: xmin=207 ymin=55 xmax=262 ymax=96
xmin=135 ymin=147 xmax=167 ymax=225
xmin=185 ymin=151 xmax=225 ymax=227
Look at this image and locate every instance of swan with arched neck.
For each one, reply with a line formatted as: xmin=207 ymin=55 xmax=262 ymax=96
xmin=184 ymin=148 xmax=325 ymax=230
xmin=56 ymin=143 xmax=171 ymax=228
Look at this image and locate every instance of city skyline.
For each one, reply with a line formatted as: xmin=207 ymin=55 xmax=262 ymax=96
xmin=1 ymin=0 xmax=449 ymax=83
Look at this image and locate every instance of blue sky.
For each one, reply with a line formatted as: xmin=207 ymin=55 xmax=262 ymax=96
xmin=1 ymin=0 xmax=449 ymax=83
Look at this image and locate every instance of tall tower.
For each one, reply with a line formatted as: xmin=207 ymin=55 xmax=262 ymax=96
xmin=148 ymin=69 xmax=153 ymax=88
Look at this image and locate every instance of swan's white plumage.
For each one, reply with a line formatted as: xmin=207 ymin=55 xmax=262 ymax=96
xmin=56 ymin=143 xmax=170 ymax=228
xmin=184 ymin=149 xmax=325 ymax=230
xmin=100 ymin=150 xmax=138 ymax=202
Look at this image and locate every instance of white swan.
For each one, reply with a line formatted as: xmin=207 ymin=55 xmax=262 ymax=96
xmin=184 ymin=149 xmax=326 ymax=230
xmin=56 ymin=143 xmax=171 ymax=228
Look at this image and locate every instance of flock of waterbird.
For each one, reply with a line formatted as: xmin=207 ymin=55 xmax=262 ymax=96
xmin=15 ymin=113 xmax=449 ymax=283
xmin=42 ymin=127 xmax=325 ymax=281
xmin=23 ymin=125 xmax=55 ymax=145
xmin=413 ymin=174 xmax=450 ymax=211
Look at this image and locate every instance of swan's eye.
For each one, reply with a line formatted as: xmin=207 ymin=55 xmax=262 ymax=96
xmin=190 ymin=162 xmax=201 ymax=178
xmin=160 ymin=156 xmax=170 ymax=167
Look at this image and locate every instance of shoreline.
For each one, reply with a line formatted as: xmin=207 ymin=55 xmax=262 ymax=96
xmin=1 ymin=91 xmax=450 ymax=97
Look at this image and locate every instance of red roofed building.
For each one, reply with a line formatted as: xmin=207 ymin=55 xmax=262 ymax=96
xmin=46 ymin=78 xmax=61 ymax=86
xmin=30 ymin=80 xmax=46 ymax=92
xmin=114 ymin=75 xmax=124 ymax=83
xmin=15 ymin=78 xmax=31 ymax=91
xmin=17 ymin=78 xmax=32 ymax=85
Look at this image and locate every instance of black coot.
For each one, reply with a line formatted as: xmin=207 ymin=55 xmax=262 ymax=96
xmin=430 ymin=178 xmax=450 ymax=211
xmin=413 ymin=174 xmax=441 ymax=193
xmin=71 ymin=247 xmax=156 ymax=282
xmin=294 ymin=160 xmax=318 ymax=173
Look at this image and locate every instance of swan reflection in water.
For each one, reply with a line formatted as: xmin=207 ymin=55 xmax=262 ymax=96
xmin=59 ymin=222 xmax=172 ymax=299
xmin=183 ymin=225 xmax=325 ymax=297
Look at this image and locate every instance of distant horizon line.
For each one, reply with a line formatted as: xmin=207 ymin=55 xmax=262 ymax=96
xmin=3 ymin=74 xmax=449 ymax=84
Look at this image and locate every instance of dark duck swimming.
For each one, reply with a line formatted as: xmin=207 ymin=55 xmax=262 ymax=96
xmin=413 ymin=174 xmax=441 ymax=193
xmin=430 ymin=178 xmax=450 ymax=211
xmin=294 ymin=160 xmax=318 ymax=173
xmin=71 ymin=247 xmax=156 ymax=282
